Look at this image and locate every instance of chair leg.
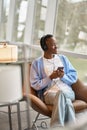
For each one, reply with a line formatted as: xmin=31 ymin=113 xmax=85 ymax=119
xmin=32 ymin=113 xmax=49 ymax=129
xmin=16 ymin=102 xmax=22 ymax=130
xmin=26 ymin=99 xmax=31 ymax=129
xmin=22 ymin=98 xmax=32 ymax=130
xmin=33 ymin=113 xmax=40 ymax=124
xmin=8 ymin=105 xmax=12 ymax=130
xmin=32 ymin=113 xmax=40 ymax=130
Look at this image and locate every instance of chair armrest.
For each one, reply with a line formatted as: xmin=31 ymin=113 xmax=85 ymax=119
xmin=72 ymin=79 xmax=87 ymax=102
xmin=73 ymin=100 xmax=87 ymax=112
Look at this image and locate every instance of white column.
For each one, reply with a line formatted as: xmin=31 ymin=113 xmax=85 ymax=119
xmin=24 ymin=0 xmax=36 ymax=44
xmin=6 ymin=0 xmax=16 ymax=41
xmin=0 ymin=0 xmax=3 ymax=23
xmin=44 ymin=0 xmax=58 ymax=34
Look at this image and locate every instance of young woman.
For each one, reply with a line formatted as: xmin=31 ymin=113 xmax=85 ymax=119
xmin=30 ymin=34 xmax=77 ymax=127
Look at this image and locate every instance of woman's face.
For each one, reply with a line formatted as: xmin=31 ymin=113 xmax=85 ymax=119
xmin=45 ymin=37 xmax=58 ymax=54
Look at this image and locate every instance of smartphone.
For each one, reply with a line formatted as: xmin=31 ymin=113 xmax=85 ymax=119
xmin=57 ymin=67 xmax=64 ymax=70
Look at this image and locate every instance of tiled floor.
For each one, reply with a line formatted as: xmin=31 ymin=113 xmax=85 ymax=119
xmin=0 ymin=101 xmax=87 ymax=130
xmin=0 ymin=101 xmax=50 ymax=130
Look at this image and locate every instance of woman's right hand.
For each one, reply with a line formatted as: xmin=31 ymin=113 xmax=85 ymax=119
xmin=49 ymin=69 xmax=64 ymax=80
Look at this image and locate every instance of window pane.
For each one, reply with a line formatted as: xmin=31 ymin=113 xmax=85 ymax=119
xmin=33 ymin=0 xmax=48 ymax=44
xmin=0 ymin=0 xmax=28 ymax=42
xmin=13 ymin=0 xmax=28 ymax=42
xmin=68 ymin=56 xmax=87 ymax=84
xmin=55 ymin=0 xmax=87 ymax=54
xmin=0 ymin=0 xmax=10 ymax=40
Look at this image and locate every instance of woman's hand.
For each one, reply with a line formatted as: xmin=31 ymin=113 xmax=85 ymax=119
xmin=49 ymin=69 xmax=64 ymax=80
xmin=57 ymin=69 xmax=64 ymax=78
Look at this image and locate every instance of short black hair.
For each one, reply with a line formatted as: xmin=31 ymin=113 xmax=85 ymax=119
xmin=40 ymin=34 xmax=53 ymax=51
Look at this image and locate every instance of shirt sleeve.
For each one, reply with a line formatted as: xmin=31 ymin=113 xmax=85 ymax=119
xmin=30 ymin=60 xmax=52 ymax=91
xmin=60 ymin=55 xmax=78 ymax=86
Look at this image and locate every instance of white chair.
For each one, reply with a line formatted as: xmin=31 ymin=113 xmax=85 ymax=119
xmin=0 ymin=65 xmax=23 ymax=130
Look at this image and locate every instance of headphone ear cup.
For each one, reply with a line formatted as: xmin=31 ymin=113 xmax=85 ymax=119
xmin=41 ymin=36 xmax=48 ymax=51
xmin=43 ymin=43 xmax=48 ymax=51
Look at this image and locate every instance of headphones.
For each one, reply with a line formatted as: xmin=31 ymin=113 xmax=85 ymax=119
xmin=40 ymin=34 xmax=53 ymax=51
xmin=40 ymin=35 xmax=48 ymax=51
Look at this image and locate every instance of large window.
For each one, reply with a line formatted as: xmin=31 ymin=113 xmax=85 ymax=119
xmin=54 ymin=0 xmax=87 ymax=83
xmin=0 ymin=0 xmax=87 ymax=83
xmin=1 ymin=0 xmax=87 ymax=50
